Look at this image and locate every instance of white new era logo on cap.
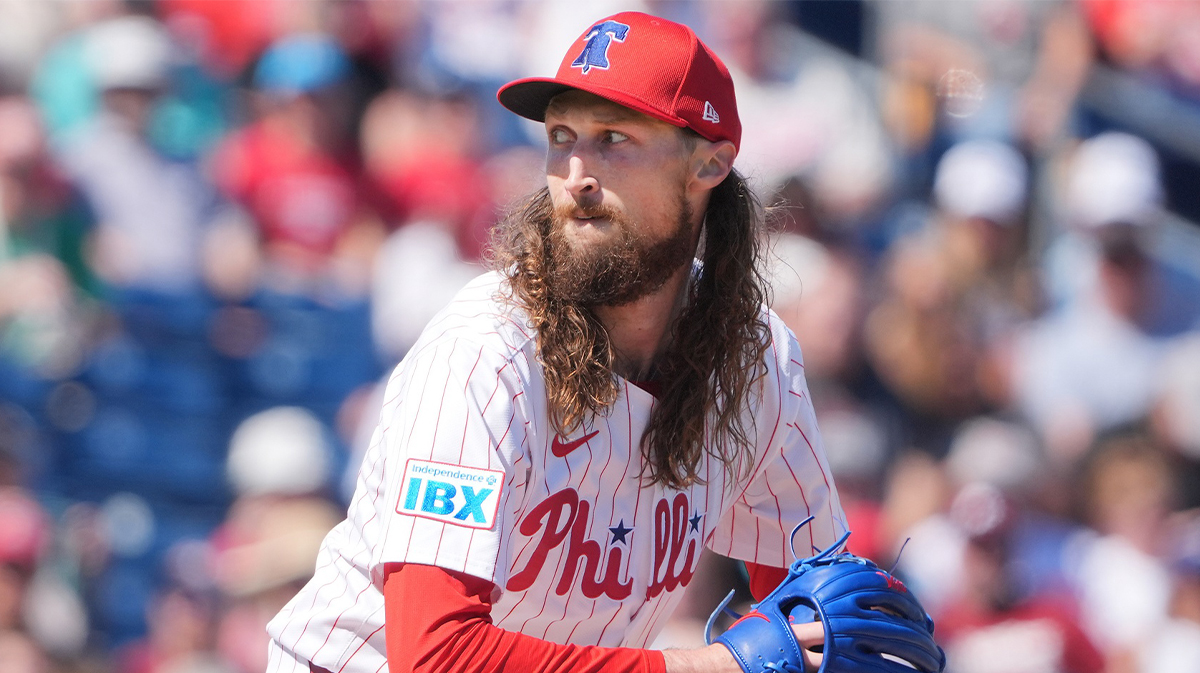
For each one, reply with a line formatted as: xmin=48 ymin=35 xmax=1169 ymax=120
xmin=702 ymin=101 xmax=720 ymax=123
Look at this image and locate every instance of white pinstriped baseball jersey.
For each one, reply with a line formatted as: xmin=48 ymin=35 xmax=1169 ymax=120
xmin=266 ymin=270 xmax=848 ymax=673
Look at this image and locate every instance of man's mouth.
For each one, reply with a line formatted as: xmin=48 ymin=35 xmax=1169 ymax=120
xmin=571 ymin=212 xmax=608 ymax=224
xmin=555 ymin=201 xmax=619 ymax=228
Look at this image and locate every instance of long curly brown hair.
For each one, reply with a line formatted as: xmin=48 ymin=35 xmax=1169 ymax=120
xmin=487 ymin=168 xmax=771 ymax=489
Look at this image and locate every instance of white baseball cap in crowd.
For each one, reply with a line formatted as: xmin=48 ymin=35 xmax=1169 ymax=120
xmin=226 ymin=406 xmax=331 ymax=497
xmin=86 ymin=16 xmax=172 ymax=91
xmin=933 ymin=139 xmax=1028 ymax=224
xmin=945 ymin=417 xmax=1041 ymax=492
xmin=1066 ymin=131 xmax=1163 ymax=229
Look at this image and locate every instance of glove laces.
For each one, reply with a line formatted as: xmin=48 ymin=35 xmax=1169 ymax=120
xmin=704 ymin=517 xmax=853 ymax=647
xmin=763 ymin=660 xmax=805 ymax=673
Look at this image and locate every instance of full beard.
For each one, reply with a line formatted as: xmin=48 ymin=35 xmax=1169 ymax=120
xmin=545 ymin=195 xmax=695 ymax=307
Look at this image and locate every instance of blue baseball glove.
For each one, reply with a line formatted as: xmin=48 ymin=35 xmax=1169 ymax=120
xmin=705 ymin=527 xmax=945 ymax=673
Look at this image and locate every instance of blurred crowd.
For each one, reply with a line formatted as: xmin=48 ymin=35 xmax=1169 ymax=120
xmin=0 ymin=1 xmax=1199 ymax=673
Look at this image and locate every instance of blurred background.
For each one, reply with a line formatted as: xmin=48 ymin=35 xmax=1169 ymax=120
xmin=0 ymin=1 xmax=1199 ymax=672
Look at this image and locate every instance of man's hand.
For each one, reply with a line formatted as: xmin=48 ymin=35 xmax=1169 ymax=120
xmin=704 ymin=538 xmax=945 ymax=673
xmin=663 ymin=622 xmax=824 ymax=673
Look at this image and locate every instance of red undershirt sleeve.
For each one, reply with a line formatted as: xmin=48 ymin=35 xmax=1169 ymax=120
xmin=744 ymin=561 xmax=788 ymax=602
xmin=383 ymin=563 xmax=668 ymax=673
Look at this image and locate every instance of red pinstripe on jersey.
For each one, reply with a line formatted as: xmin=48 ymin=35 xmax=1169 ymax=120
xmin=779 ymin=435 xmax=815 ymax=553
xmin=308 ymin=576 xmax=375 ymax=662
xmin=286 ymin=550 xmax=347 ymax=653
xmin=579 ymin=401 xmax=624 ymax=644
xmin=543 ymin=424 xmax=596 ymax=641
xmin=723 ymin=356 xmax=784 ymax=560
xmin=423 ymin=342 xmax=459 ymax=563
xmin=594 ymin=404 xmax=632 ymax=646
xmin=334 ymin=622 xmax=384 ymax=673
xmin=788 ymin=415 xmax=838 ymax=542
xmin=464 ymin=393 xmax=523 ymax=570
xmin=456 ymin=345 xmax=487 ymax=460
xmin=427 ymin=340 xmax=458 ymax=452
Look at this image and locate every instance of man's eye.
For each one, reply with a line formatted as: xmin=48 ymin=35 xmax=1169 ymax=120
xmin=549 ymin=128 xmax=571 ymax=144
xmin=604 ymin=131 xmax=629 ymax=144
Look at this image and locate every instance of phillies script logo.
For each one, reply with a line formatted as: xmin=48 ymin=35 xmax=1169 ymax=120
xmin=646 ymin=492 xmax=700 ymax=599
xmin=505 ymin=489 xmax=700 ymax=600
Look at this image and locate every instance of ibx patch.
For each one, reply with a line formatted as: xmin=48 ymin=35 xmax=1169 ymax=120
xmin=397 ymin=459 xmax=504 ymax=530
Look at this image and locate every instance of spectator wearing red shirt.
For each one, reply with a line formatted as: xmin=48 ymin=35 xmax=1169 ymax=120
xmin=212 ymin=33 xmax=379 ymax=294
xmin=935 ymin=483 xmax=1105 ymax=673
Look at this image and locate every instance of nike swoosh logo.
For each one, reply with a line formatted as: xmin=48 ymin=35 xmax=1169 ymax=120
xmin=550 ymin=430 xmax=599 ymax=458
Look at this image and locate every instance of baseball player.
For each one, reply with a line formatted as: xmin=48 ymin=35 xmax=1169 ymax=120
xmin=266 ymin=12 xmax=938 ymax=673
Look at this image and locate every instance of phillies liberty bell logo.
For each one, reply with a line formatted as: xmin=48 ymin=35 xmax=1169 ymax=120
xmin=571 ymin=20 xmax=630 ymax=74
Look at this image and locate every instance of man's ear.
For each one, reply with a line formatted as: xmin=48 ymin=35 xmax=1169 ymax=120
xmin=690 ymin=140 xmax=736 ymax=191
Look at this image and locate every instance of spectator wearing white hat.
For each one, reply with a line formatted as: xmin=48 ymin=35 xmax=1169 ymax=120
xmin=1042 ymin=131 xmax=1164 ymax=311
xmin=53 ymin=14 xmax=216 ymax=295
xmin=1011 ymin=133 xmax=1200 ymax=461
xmin=934 ymin=481 xmax=1105 ymax=673
xmin=931 ymin=140 xmax=1038 ymax=340
xmin=213 ymin=407 xmax=342 ymax=673
xmin=862 ymin=139 xmax=1034 ymax=451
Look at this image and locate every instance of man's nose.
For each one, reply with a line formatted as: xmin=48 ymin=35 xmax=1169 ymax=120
xmin=563 ymin=155 xmax=600 ymax=200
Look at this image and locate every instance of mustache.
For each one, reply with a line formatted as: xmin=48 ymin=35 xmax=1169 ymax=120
xmin=551 ymin=200 xmax=627 ymax=224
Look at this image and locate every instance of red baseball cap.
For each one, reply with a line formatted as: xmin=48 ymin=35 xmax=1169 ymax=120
xmin=498 ymin=12 xmax=741 ymax=152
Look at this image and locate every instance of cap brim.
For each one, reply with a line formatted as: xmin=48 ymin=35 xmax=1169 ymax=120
xmin=497 ymin=77 xmax=689 ymax=131
xmin=497 ymin=78 xmax=574 ymax=122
